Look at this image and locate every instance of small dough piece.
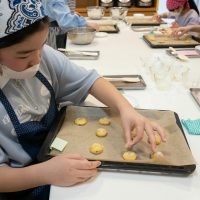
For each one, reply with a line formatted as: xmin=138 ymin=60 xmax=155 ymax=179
xmin=154 ymin=133 xmax=161 ymax=145
xmin=148 ymin=132 xmax=161 ymax=145
xmin=96 ymin=128 xmax=108 ymax=137
xmin=122 ymin=151 xmax=137 ymax=161
xmin=99 ymin=117 xmax=111 ymax=125
xmin=150 ymin=151 xmax=164 ymax=160
xmin=131 ymin=129 xmax=137 ymax=139
xmin=89 ymin=143 xmax=104 ymax=155
xmin=74 ymin=117 xmax=87 ymax=126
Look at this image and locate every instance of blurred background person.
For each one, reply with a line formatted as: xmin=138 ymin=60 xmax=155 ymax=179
xmin=42 ymin=0 xmax=99 ymax=49
xmin=153 ymin=0 xmax=199 ymax=28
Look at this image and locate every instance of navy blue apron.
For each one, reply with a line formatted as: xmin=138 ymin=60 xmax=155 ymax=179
xmin=0 ymin=71 xmax=58 ymax=200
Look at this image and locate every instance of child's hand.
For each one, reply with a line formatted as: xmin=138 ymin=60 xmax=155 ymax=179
xmin=152 ymin=13 xmax=162 ymax=21
xmin=87 ymin=22 xmax=100 ymax=31
xmin=171 ymin=22 xmax=180 ymax=28
xmin=43 ymin=154 xmax=101 ymax=187
xmin=172 ymin=26 xmax=191 ymax=37
xmin=120 ymin=106 xmax=166 ymax=152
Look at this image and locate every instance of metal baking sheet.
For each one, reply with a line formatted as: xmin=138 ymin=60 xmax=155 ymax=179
xmin=99 ymin=24 xmax=120 ymax=33
xmin=126 ymin=18 xmax=165 ymax=26
xmin=166 ymin=48 xmax=200 ymax=58
xmin=103 ymin=75 xmax=146 ymax=90
xmin=143 ymin=34 xmax=200 ymax=48
xmin=61 ymin=50 xmax=100 ymax=60
xmin=38 ymin=106 xmax=196 ymax=175
xmin=131 ymin=26 xmax=158 ymax=32
xmin=190 ymin=88 xmax=200 ymax=106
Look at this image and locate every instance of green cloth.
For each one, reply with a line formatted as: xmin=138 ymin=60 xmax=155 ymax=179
xmin=181 ymin=119 xmax=200 ymax=135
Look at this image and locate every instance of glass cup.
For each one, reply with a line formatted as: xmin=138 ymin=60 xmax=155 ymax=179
xmin=171 ymin=61 xmax=189 ymax=82
xmin=153 ymin=66 xmax=172 ymax=90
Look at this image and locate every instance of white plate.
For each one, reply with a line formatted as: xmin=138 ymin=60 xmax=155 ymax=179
xmin=95 ymin=32 xmax=108 ymax=38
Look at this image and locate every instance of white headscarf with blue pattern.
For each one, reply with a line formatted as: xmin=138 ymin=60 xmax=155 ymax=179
xmin=0 ymin=0 xmax=45 ymax=38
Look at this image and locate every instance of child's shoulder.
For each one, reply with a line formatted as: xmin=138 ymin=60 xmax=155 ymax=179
xmin=42 ymin=45 xmax=69 ymax=67
xmin=186 ymin=9 xmax=199 ymax=17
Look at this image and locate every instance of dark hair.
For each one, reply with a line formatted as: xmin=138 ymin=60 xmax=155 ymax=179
xmin=189 ymin=0 xmax=199 ymax=15
xmin=0 ymin=16 xmax=49 ymax=49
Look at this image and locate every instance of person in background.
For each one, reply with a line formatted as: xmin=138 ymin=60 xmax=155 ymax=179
xmin=153 ymin=0 xmax=199 ymax=28
xmin=0 ymin=1 xmax=166 ymax=199
xmin=42 ymin=0 xmax=99 ymax=49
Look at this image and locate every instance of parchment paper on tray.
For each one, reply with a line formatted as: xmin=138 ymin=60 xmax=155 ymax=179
xmin=50 ymin=106 xmax=196 ymax=167
xmin=98 ymin=24 xmax=119 ymax=33
xmin=143 ymin=34 xmax=200 ymax=48
xmin=125 ymin=17 xmax=164 ymax=26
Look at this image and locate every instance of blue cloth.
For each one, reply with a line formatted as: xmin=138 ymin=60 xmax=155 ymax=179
xmin=0 ymin=71 xmax=58 ymax=200
xmin=42 ymin=0 xmax=87 ymax=30
xmin=181 ymin=119 xmax=200 ymax=135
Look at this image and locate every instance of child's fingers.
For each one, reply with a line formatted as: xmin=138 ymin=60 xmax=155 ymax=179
xmin=76 ymin=160 xmax=101 ymax=170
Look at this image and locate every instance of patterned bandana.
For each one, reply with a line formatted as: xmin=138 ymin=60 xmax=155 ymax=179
xmin=166 ymin=0 xmax=190 ymax=11
xmin=0 ymin=0 xmax=45 ymax=38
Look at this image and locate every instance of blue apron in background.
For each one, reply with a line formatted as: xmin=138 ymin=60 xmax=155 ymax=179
xmin=0 ymin=71 xmax=58 ymax=200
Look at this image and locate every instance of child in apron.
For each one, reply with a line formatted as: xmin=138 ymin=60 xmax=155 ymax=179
xmin=0 ymin=1 xmax=166 ymax=199
xmin=153 ymin=0 xmax=199 ymax=27
xmin=43 ymin=0 xmax=99 ymax=49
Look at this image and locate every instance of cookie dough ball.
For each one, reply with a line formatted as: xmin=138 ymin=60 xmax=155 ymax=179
xmin=96 ymin=128 xmax=108 ymax=137
xmin=122 ymin=151 xmax=137 ymax=161
xmin=148 ymin=132 xmax=161 ymax=145
xmin=74 ymin=117 xmax=87 ymax=126
xmin=151 ymin=151 xmax=164 ymax=160
xmin=154 ymin=133 xmax=161 ymax=145
xmin=89 ymin=143 xmax=104 ymax=155
xmin=98 ymin=117 xmax=111 ymax=125
xmin=131 ymin=129 xmax=137 ymax=139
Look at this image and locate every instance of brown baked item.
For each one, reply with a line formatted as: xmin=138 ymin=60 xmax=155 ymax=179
xmin=89 ymin=143 xmax=104 ymax=155
xmin=122 ymin=151 xmax=137 ymax=161
xmin=96 ymin=128 xmax=108 ymax=137
xmin=98 ymin=117 xmax=111 ymax=125
xmin=150 ymin=151 xmax=164 ymax=160
xmin=74 ymin=117 xmax=87 ymax=126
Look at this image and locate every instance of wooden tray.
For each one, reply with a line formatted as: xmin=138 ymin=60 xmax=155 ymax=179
xmin=190 ymin=88 xmax=200 ymax=106
xmin=38 ymin=106 xmax=196 ymax=175
xmin=126 ymin=18 xmax=165 ymax=26
xmin=103 ymin=75 xmax=146 ymax=90
xmin=99 ymin=24 xmax=119 ymax=33
xmin=143 ymin=34 xmax=200 ymax=48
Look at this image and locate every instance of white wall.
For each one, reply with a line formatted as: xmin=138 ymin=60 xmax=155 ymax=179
xmin=195 ymin=0 xmax=200 ymax=8
xmin=158 ymin=0 xmax=167 ymax=13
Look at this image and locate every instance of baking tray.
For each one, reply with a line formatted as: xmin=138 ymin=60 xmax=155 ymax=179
xmin=166 ymin=48 xmax=200 ymax=58
xmin=103 ymin=75 xmax=146 ymax=90
xmin=131 ymin=26 xmax=158 ymax=32
xmin=99 ymin=24 xmax=120 ymax=33
xmin=190 ymin=88 xmax=200 ymax=106
xmin=61 ymin=50 xmax=100 ymax=60
xmin=37 ymin=106 xmax=196 ymax=175
xmin=143 ymin=35 xmax=200 ymax=48
xmin=126 ymin=18 xmax=165 ymax=26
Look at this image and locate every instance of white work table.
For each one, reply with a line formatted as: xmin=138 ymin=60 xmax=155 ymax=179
xmin=50 ymin=20 xmax=200 ymax=200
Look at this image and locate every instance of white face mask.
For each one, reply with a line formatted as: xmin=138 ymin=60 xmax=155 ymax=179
xmin=173 ymin=12 xmax=180 ymax=18
xmin=0 ymin=64 xmax=39 ymax=79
